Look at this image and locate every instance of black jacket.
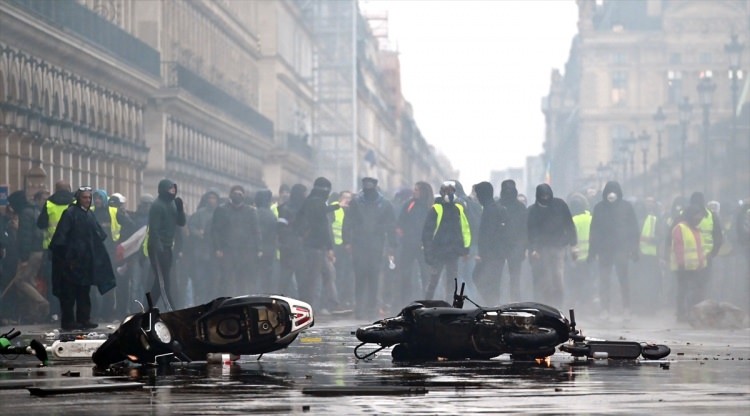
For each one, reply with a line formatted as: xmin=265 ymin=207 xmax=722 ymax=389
xmin=499 ymin=182 xmax=528 ymax=258
xmin=49 ymin=204 xmax=116 ymax=295
xmin=148 ymin=179 xmax=186 ymax=252
xmin=343 ymin=190 xmax=396 ymax=255
xmin=298 ymin=187 xmax=334 ymax=251
xmin=211 ymin=202 xmax=261 ymax=255
xmin=589 ymin=181 xmax=639 ymax=258
xmin=254 ymin=190 xmax=277 ymax=254
xmin=8 ymin=191 xmax=44 ymax=261
xmin=397 ymin=196 xmax=432 ymax=250
xmin=527 ymin=184 xmax=576 ymax=250
xmin=473 ymin=182 xmax=507 ymax=258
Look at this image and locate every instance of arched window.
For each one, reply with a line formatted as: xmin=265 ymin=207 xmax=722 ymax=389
xmin=52 ymin=91 xmax=60 ymax=117
xmin=71 ymin=99 xmax=78 ymax=122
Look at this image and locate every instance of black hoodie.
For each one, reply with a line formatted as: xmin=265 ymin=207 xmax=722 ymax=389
xmin=473 ymin=182 xmax=507 ymax=258
xmin=298 ymin=185 xmax=334 ymax=250
xmin=589 ymin=181 xmax=639 ymax=258
xmin=527 ymin=184 xmax=576 ymax=250
xmin=254 ymin=190 xmax=277 ymax=254
xmin=498 ymin=180 xmax=528 ymax=257
xmin=148 ymin=179 xmax=186 ymax=252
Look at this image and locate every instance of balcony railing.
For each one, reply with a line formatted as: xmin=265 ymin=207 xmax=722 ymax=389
xmin=162 ymin=62 xmax=274 ymax=139
xmin=9 ymin=0 xmax=161 ymax=78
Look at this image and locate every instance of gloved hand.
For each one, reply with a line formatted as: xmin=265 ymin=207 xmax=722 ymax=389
xmin=174 ymin=197 xmax=184 ymax=213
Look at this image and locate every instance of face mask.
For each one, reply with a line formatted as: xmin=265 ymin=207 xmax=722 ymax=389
xmin=443 ymin=194 xmax=454 ymax=203
xmin=607 ymin=192 xmax=618 ymax=203
xmin=230 ymin=194 xmax=244 ymax=205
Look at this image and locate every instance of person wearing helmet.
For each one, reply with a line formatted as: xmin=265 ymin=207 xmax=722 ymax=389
xmin=422 ymin=181 xmax=472 ymax=301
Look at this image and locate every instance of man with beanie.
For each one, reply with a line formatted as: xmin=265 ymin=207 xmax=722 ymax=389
xmin=343 ymin=177 xmax=397 ymax=319
xmin=472 ymin=181 xmax=508 ymax=305
xmin=527 ymin=183 xmax=576 ymax=308
xmin=497 ymin=179 xmax=528 ymax=302
xmin=297 ymin=177 xmax=340 ymax=312
xmin=212 ymin=185 xmax=261 ymax=295
xmin=147 ymin=179 xmax=186 ymax=309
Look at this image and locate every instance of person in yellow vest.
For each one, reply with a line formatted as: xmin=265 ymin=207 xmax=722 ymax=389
xmin=329 ymin=190 xmax=354 ymax=309
xmin=637 ymin=196 xmax=664 ymax=309
xmin=687 ymin=192 xmax=723 ymax=308
xmin=421 ymin=181 xmax=471 ymax=301
xmin=567 ymin=193 xmax=592 ymax=310
xmin=666 ymin=204 xmax=708 ymax=323
xmin=37 ymin=180 xmax=75 ymax=321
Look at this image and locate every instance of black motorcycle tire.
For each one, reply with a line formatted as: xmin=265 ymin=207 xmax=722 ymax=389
xmin=92 ymin=333 xmax=128 ymax=368
xmin=356 ymin=325 xmax=407 ymax=346
xmin=504 ymin=326 xmax=559 ymax=349
xmin=641 ymin=344 xmax=671 ymax=360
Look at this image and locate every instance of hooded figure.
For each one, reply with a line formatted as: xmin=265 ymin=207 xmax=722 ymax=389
xmin=277 ymin=183 xmax=308 ymax=296
xmin=588 ymin=181 xmax=639 ymax=318
xmin=526 ymin=183 xmax=576 ymax=307
xmin=495 ymin=179 xmax=528 ymax=302
xmin=49 ymin=187 xmax=115 ymax=330
xmin=472 ymin=182 xmax=509 ymax=304
xmin=343 ymin=177 xmax=397 ymax=318
xmin=187 ymin=190 xmax=220 ymax=303
xmin=147 ymin=179 xmax=186 ymax=308
xmin=296 ymin=177 xmax=340 ymax=311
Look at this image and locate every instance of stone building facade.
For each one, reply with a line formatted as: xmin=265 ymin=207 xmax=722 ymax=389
xmin=543 ymin=0 xmax=749 ymax=204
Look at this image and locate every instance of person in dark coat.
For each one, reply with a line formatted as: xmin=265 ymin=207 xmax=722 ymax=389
xmin=422 ymin=181 xmax=471 ymax=301
xmin=343 ymin=177 xmax=397 ymax=319
xmin=297 ymin=177 xmax=340 ymax=312
xmin=395 ymin=181 xmax=433 ymax=306
xmin=187 ymin=190 xmax=219 ymax=303
xmin=277 ymin=184 xmax=308 ymax=296
xmin=147 ymin=179 xmax=186 ymax=309
xmin=255 ymin=189 xmax=277 ymax=295
xmin=49 ymin=187 xmax=116 ymax=330
xmin=588 ymin=181 xmax=639 ymax=319
xmin=497 ymin=179 xmax=528 ymax=302
xmin=472 ymin=181 xmax=509 ymax=305
xmin=527 ymin=183 xmax=576 ymax=308
xmin=212 ymin=185 xmax=261 ymax=295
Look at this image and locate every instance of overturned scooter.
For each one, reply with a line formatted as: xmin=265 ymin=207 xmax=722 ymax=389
xmin=355 ymin=280 xmax=570 ymax=361
xmin=559 ymin=309 xmax=671 ymax=360
xmin=93 ymin=292 xmax=314 ymax=368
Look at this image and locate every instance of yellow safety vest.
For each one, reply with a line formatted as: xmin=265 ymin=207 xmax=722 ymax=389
xmin=432 ymin=203 xmax=471 ymax=248
xmin=331 ymin=203 xmax=344 ymax=246
xmin=109 ymin=206 xmax=121 ymax=242
xmin=640 ymin=214 xmax=658 ymax=256
xmin=271 ymin=203 xmax=279 ymax=218
xmin=572 ymin=211 xmax=591 ymax=261
xmin=670 ymin=223 xmax=705 ymax=271
xmin=696 ymin=209 xmax=715 ymax=256
xmin=43 ymin=201 xmax=69 ymax=249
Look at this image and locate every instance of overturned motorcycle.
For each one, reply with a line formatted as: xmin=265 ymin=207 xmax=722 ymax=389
xmin=93 ymin=292 xmax=314 ymax=368
xmin=354 ymin=280 xmax=670 ymax=362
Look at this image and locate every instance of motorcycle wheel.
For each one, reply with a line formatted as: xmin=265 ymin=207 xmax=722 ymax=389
xmin=641 ymin=344 xmax=671 ymax=360
xmin=504 ymin=326 xmax=559 ymax=349
xmin=356 ymin=325 xmax=407 ymax=346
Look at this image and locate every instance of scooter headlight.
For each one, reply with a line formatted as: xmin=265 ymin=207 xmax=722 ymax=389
xmin=153 ymin=321 xmax=171 ymax=343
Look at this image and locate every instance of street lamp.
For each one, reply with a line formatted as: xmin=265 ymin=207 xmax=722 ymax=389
xmin=696 ymin=73 xmax=716 ymax=196
xmin=653 ymin=106 xmax=667 ymax=197
xmin=626 ymin=132 xmax=637 ymax=184
xmin=678 ymin=96 xmax=693 ymax=198
xmin=639 ymin=130 xmax=651 ymax=196
xmin=725 ymin=34 xmax=744 ymax=200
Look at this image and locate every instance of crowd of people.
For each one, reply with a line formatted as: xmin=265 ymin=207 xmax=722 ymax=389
xmin=1 ymin=174 xmax=748 ymax=329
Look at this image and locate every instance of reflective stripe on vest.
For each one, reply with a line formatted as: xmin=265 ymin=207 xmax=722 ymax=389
xmin=697 ymin=209 xmax=714 ymax=256
xmin=432 ymin=203 xmax=471 ymax=249
xmin=640 ymin=214 xmax=658 ymax=256
xmin=572 ymin=211 xmax=591 ymax=261
xmin=671 ymin=223 xmax=705 ymax=271
xmin=331 ymin=203 xmax=344 ymax=245
xmin=109 ymin=206 xmax=121 ymax=241
xmin=43 ymin=201 xmax=69 ymax=249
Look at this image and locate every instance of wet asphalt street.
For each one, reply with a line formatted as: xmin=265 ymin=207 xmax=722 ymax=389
xmin=1 ymin=315 xmax=748 ymax=415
